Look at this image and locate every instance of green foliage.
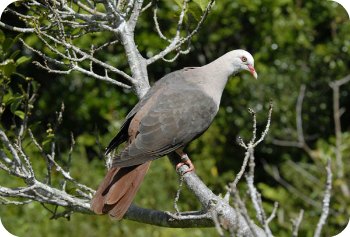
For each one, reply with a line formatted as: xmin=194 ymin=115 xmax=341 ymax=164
xmin=1 ymin=0 xmax=350 ymax=236
xmin=259 ymin=132 xmax=350 ymax=236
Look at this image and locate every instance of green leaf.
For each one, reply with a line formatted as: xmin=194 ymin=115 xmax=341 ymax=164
xmin=2 ymin=90 xmax=13 ymax=105
xmin=3 ymin=38 xmax=14 ymax=53
xmin=10 ymin=50 xmax=20 ymax=60
xmin=16 ymin=56 xmax=31 ymax=66
xmin=0 ymin=59 xmax=16 ymax=78
xmin=173 ymin=0 xmax=183 ymax=7
xmin=2 ymin=34 xmax=23 ymax=57
xmin=10 ymin=96 xmax=22 ymax=113
xmin=193 ymin=0 xmax=210 ymax=11
xmin=14 ymin=110 xmax=25 ymax=120
xmin=11 ymin=33 xmax=23 ymax=46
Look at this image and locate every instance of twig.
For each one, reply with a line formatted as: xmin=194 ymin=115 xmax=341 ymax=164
xmin=266 ymin=202 xmax=279 ymax=225
xmin=174 ymin=175 xmax=184 ymax=214
xmin=146 ymin=0 xmax=214 ymax=65
xmin=0 ymin=21 xmax=36 ymax=33
xmin=28 ymin=129 xmax=94 ymax=194
xmin=0 ymin=130 xmax=22 ymax=168
xmin=153 ymin=0 xmax=169 ymax=41
xmin=329 ymin=75 xmax=350 ymax=179
xmin=296 ymin=85 xmax=306 ymax=145
xmin=291 ymin=209 xmax=304 ymax=237
xmin=212 ymin=210 xmax=225 ymax=237
xmin=272 ymin=85 xmax=314 ymax=158
xmin=175 ymin=0 xmax=189 ymax=38
xmin=231 ymin=190 xmax=259 ymax=237
xmin=253 ymin=102 xmax=273 ymax=146
xmin=229 ymin=103 xmax=274 ymax=237
xmin=230 ymin=150 xmax=250 ymax=188
xmin=313 ymin=159 xmax=332 ymax=237
xmin=263 ymin=163 xmax=321 ymax=208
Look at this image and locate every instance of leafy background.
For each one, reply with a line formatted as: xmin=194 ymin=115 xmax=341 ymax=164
xmin=0 ymin=0 xmax=349 ymax=236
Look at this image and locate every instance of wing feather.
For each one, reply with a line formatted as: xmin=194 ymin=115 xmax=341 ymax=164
xmin=112 ymin=85 xmax=218 ymax=168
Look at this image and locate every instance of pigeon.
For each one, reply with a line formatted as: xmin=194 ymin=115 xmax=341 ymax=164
xmin=91 ymin=49 xmax=257 ymax=219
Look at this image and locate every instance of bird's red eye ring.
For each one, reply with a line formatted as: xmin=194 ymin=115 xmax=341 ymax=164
xmin=241 ymin=56 xmax=247 ymax=62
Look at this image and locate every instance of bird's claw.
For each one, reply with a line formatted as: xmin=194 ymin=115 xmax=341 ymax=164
xmin=176 ymin=154 xmax=195 ymax=174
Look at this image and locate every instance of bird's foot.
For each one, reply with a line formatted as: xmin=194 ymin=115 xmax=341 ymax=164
xmin=176 ymin=153 xmax=195 ymax=174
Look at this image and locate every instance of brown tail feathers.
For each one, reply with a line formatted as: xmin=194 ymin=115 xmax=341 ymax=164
xmin=90 ymin=162 xmax=151 ymax=220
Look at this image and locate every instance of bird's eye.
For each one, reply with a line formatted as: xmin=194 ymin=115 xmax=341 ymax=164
xmin=241 ymin=56 xmax=247 ymax=62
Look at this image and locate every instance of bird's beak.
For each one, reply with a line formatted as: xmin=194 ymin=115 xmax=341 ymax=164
xmin=247 ymin=64 xmax=258 ymax=79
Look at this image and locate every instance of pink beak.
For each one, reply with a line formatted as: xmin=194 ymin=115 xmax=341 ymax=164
xmin=248 ymin=65 xmax=258 ymax=79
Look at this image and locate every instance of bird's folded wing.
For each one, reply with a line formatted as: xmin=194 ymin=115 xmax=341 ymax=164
xmin=105 ymin=71 xmax=184 ymax=154
xmin=112 ymin=85 xmax=218 ymax=167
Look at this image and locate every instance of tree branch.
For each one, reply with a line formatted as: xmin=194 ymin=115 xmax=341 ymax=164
xmin=272 ymin=85 xmax=315 ymax=159
xmin=0 ymin=1 xmax=278 ymax=234
xmin=329 ymin=75 xmax=350 ymax=179
xmin=169 ymin=153 xmax=266 ymax=236
xmin=291 ymin=209 xmax=304 ymax=237
xmin=146 ymin=0 xmax=215 ymax=65
xmin=125 ymin=205 xmax=213 ymax=228
xmin=313 ymin=159 xmax=332 ymax=237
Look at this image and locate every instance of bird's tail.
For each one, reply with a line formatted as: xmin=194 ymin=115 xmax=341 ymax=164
xmin=90 ymin=161 xmax=151 ymax=220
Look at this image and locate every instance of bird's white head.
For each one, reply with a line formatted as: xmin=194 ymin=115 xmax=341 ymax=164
xmin=226 ymin=49 xmax=258 ymax=79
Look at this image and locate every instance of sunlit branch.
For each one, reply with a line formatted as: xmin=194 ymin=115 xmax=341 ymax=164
xmin=291 ymin=209 xmax=304 ymax=237
xmin=313 ymin=159 xmax=332 ymax=237
xmin=147 ymin=0 xmax=215 ymax=65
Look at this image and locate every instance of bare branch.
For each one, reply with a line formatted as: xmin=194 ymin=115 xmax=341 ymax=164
xmin=176 ymin=0 xmax=189 ymax=38
xmin=263 ymin=163 xmax=321 ymax=208
xmin=0 ymin=196 xmax=32 ymax=205
xmin=147 ymin=0 xmax=215 ymax=65
xmin=0 ymin=1 xmax=279 ymax=234
xmin=253 ymin=102 xmax=273 ymax=146
xmin=329 ymin=74 xmax=350 ymax=87
xmin=118 ymin=22 xmax=150 ymax=97
xmin=231 ymin=190 xmax=260 ymax=237
xmin=104 ymin=0 xmax=124 ymax=21
xmin=329 ymin=75 xmax=350 ymax=196
xmin=34 ymin=30 xmax=135 ymax=82
xmin=128 ymin=0 xmax=144 ymax=30
xmin=124 ymin=205 xmax=213 ymax=228
xmin=227 ymin=104 xmax=275 ymax=236
xmin=291 ymin=209 xmax=304 ymax=237
xmin=248 ymin=108 xmax=257 ymax=145
xmin=76 ymin=1 xmax=103 ymax=15
xmin=174 ymin=176 xmax=184 ymax=214
xmin=0 ymin=21 xmax=36 ymax=33
xmin=272 ymin=85 xmax=314 ymax=158
xmin=271 ymin=139 xmax=302 ymax=148
xmin=266 ymin=202 xmax=278 ymax=225
xmin=153 ymin=0 xmax=169 ymax=41
xmin=329 ymin=75 xmax=350 ymax=174
xmin=168 ymin=153 xmax=266 ymax=236
xmin=313 ymin=159 xmax=332 ymax=237
xmin=296 ymin=85 xmax=306 ymax=144
xmin=0 ymin=130 xmax=22 ymax=168
xmin=230 ymin=150 xmax=250 ymax=189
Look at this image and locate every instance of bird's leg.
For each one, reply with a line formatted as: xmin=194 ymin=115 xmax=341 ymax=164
xmin=175 ymin=151 xmax=195 ymax=173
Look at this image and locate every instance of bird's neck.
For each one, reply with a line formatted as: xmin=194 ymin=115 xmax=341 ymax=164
xmin=194 ymin=57 xmax=239 ymax=105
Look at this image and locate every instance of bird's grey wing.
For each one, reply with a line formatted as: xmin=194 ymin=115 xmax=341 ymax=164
xmin=105 ymin=71 xmax=185 ymax=154
xmin=112 ymin=85 xmax=218 ymax=167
